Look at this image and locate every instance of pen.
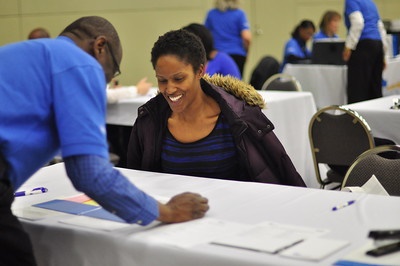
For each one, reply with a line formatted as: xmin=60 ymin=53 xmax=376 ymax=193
xmin=332 ymin=200 xmax=355 ymax=211
xmin=14 ymin=187 xmax=48 ymax=197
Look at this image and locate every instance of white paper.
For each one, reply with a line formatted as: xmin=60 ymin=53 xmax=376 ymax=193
xmin=212 ymin=221 xmax=329 ymax=254
xmin=362 ymin=175 xmax=390 ymax=196
xmin=133 ymin=217 xmax=248 ymax=248
xmin=13 ymin=206 xmax=62 ymax=220
xmin=280 ymin=237 xmax=349 ymax=261
xmin=59 ymin=216 xmax=134 ymax=231
xmin=343 ymin=174 xmax=390 ymax=196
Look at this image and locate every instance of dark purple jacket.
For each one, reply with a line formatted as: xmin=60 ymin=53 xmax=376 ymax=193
xmin=127 ymin=78 xmax=306 ymax=187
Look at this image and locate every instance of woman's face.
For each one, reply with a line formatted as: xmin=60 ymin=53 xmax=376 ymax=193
xmin=155 ymin=54 xmax=204 ymax=114
xmin=327 ymin=17 xmax=341 ymax=36
xmin=299 ymin=27 xmax=315 ymax=42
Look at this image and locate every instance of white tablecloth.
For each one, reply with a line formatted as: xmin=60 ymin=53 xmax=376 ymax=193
xmin=12 ymin=164 xmax=400 ymax=266
xmin=283 ymin=58 xmax=400 ymax=108
xmin=258 ymin=91 xmax=317 ymax=188
xmin=343 ymin=95 xmax=400 ymax=145
xmin=107 ymin=90 xmax=318 ymax=188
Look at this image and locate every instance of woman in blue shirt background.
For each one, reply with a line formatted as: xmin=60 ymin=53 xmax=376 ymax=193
xmin=280 ymin=20 xmax=315 ymax=72
xmin=314 ymin=10 xmax=342 ymax=40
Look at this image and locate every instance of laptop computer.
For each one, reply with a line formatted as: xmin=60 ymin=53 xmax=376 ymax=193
xmin=311 ymin=40 xmax=346 ymax=65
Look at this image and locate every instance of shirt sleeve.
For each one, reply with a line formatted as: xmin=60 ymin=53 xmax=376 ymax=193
xmin=64 ymin=154 xmax=159 ymax=225
xmin=378 ymin=19 xmax=388 ymax=56
xmin=345 ymin=11 xmax=364 ymax=50
xmin=239 ymin=9 xmax=250 ymax=31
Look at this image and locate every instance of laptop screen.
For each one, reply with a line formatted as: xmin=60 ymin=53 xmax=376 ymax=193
xmin=311 ymin=40 xmax=346 ymax=65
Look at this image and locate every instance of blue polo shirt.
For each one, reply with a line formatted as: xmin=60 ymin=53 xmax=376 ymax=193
xmin=344 ymin=0 xmax=382 ymax=41
xmin=280 ymin=37 xmax=311 ymax=71
xmin=314 ymin=31 xmax=339 ymax=40
xmin=0 ymin=36 xmax=108 ymax=188
xmin=205 ymin=8 xmax=250 ymax=56
xmin=207 ymin=52 xmax=242 ymax=79
xmin=0 ymin=36 xmax=158 ymax=225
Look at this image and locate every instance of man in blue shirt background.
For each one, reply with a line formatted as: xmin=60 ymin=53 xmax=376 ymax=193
xmin=0 ymin=16 xmax=209 ymax=265
xmin=343 ymin=0 xmax=388 ymax=103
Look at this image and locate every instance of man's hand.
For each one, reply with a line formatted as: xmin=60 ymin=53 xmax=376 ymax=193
xmin=157 ymin=192 xmax=209 ymax=223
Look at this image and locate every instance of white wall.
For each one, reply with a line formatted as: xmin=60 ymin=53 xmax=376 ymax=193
xmin=0 ymin=0 xmax=399 ymax=84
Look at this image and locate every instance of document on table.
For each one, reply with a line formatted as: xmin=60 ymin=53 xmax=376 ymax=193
xmin=13 ymin=206 xmax=62 ymax=221
xmin=279 ymin=237 xmax=349 ymax=261
xmin=132 ymin=217 xmax=249 ymax=248
xmin=211 ymin=221 xmax=330 ymax=254
xmin=15 ymin=193 xmax=170 ymax=231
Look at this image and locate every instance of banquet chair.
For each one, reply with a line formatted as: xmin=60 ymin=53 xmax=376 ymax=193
xmin=308 ymin=105 xmax=375 ymax=189
xmin=341 ymin=145 xmax=400 ymax=196
xmin=249 ymin=55 xmax=280 ymax=90
xmin=261 ymin=73 xmax=302 ymax=91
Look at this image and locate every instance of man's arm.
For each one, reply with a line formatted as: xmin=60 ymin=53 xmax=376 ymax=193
xmin=64 ymin=155 xmax=209 ymax=224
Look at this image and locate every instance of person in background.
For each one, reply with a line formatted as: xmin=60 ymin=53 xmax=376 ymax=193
xmin=127 ymin=29 xmax=305 ymax=187
xmin=182 ymin=23 xmax=241 ymax=79
xmin=106 ymin=77 xmax=153 ymax=168
xmin=280 ymin=20 xmax=315 ymax=72
xmin=204 ymin=0 xmax=251 ymax=77
xmin=0 ymin=16 xmax=209 ymax=265
xmin=28 ymin=27 xmax=51 ymax=39
xmin=314 ymin=10 xmax=342 ymax=40
xmin=106 ymin=77 xmax=153 ymax=104
xmin=343 ymin=0 xmax=387 ymax=104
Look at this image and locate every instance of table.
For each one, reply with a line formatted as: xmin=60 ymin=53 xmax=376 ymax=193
xmin=106 ymin=88 xmax=159 ymax=126
xmin=258 ymin=91 xmax=317 ymax=188
xmin=12 ymin=163 xmax=400 ymax=266
xmin=343 ymin=95 xmax=400 ymax=145
xmin=107 ymin=90 xmax=318 ymax=188
xmin=283 ymin=57 xmax=400 ymax=108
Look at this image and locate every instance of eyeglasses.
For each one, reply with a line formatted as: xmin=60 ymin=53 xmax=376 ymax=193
xmin=106 ymin=42 xmax=121 ymax=77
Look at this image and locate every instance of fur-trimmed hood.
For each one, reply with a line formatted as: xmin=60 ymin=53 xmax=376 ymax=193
xmin=202 ymin=74 xmax=266 ymax=109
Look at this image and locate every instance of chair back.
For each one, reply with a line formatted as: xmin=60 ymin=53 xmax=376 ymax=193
xmin=341 ymin=145 xmax=400 ymax=196
xmin=308 ymin=105 xmax=375 ymax=188
xmin=250 ymin=56 xmax=280 ymax=90
xmin=261 ymin=73 xmax=302 ymax=91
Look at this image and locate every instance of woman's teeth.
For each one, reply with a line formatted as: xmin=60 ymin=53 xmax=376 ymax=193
xmin=169 ymin=95 xmax=182 ymax=102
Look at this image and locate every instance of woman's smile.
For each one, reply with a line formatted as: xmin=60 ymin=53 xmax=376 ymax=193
xmin=168 ymin=94 xmax=183 ymax=102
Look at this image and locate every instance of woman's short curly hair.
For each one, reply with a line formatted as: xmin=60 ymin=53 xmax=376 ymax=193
xmin=151 ymin=29 xmax=206 ymax=73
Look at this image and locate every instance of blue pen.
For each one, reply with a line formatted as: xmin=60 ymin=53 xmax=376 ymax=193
xmin=14 ymin=187 xmax=48 ymax=197
xmin=332 ymin=200 xmax=355 ymax=211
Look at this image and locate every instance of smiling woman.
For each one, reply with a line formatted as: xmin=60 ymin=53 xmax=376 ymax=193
xmin=126 ymin=29 xmax=306 ymax=187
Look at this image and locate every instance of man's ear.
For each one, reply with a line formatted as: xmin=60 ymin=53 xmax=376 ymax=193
xmin=93 ymin=36 xmax=107 ymax=56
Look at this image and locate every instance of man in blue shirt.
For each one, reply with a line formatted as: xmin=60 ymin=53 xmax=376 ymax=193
xmin=343 ymin=0 xmax=387 ymax=103
xmin=0 ymin=16 xmax=209 ymax=265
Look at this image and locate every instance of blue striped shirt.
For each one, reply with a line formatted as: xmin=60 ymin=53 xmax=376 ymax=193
xmin=161 ymin=115 xmax=239 ymax=180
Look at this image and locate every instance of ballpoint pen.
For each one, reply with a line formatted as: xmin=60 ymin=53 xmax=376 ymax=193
xmin=14 ymin=187 xmax=48 ymax=197
xmin=332 ymin=200 xmax=355 ymax=211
